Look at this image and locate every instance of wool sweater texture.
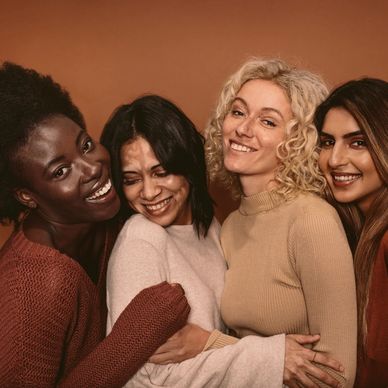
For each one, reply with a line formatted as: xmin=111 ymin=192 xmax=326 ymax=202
xmin=107 ymin=214 xmax=285 ymax=388
xmin=221 ymin=191 xmax=357 ymax=388
xmin=0 ymin=223 xmax=189 ymax=387
xmin=355 ymin=231 xmax=388 ymax=388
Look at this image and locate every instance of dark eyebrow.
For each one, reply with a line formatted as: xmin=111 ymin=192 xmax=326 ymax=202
xmin=232 ymin=97 xmax=285 ymax=120
xmin=44 ymin=129 xmax=85 ymax=172
xmin=320 ymin=130 xmax=363 ymax=139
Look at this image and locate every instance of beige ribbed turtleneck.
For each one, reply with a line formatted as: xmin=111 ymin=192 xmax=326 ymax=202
xmin=221 ymin=191 xmax=357 ymax=387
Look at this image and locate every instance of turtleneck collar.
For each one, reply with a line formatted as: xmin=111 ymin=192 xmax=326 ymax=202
xmin=239 ymin=190 xmax=284 ymax=216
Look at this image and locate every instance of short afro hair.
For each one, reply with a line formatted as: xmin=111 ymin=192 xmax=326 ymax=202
xmin=0 ymin=62 xmax=85 ymax=224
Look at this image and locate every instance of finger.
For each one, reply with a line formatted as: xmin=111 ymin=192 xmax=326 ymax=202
xmin=313 ymin=352 xmax=344 ymax=372
xmin=292 ymin=371 xmax=319 ymax=388
xmin=152 ymin=340 xmax=179 ymax=355
xmin=149 ymin=353 xmax=173 ymax=364
xmin=170 ymin=283 xmax=185 ymax=295
xmin=304 ymin=362 xmax=341 ymax=387
xmin=288 ymin=334 xmax=320 ymax=345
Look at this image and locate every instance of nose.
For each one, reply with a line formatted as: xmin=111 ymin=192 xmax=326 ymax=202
xmin=235 ymin=117 xmax=254 ymax=138
xmin=80 ymin=157 xmax=102 ymax=184
xmin=141 ymin=177 xmax=161 ymax=200
xmin=328 ymin=144 xmax=348 ymax=168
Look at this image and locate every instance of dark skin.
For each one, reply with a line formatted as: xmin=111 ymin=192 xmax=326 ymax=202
xmin=14 ymin=115 xmax=120 ymax=279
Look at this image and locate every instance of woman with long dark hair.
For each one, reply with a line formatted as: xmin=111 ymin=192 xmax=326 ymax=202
xmin=315 ymin=78 xmax=388 ymax=387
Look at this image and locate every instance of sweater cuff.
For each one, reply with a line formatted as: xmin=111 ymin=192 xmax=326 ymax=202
xmin=203 ymin=329 xmax=239 ymax=351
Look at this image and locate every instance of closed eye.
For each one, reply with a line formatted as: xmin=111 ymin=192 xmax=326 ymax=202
xmin=122 ymin=177 xmax=141 ymax=186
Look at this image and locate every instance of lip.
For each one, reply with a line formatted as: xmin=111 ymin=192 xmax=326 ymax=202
xmin=229 ymin=140 xmax=257 ymax=153
xmin=142 ymin=197 xmax=172 ymax=213
xmin=86 ymin=179 xmax=115 ymax=203
xmin=330 ymin=172 xmax=362 ymax=187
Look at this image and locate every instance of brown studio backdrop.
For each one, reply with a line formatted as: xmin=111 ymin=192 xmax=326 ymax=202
xmin=1 ymin=0 xmax=387 ymax=247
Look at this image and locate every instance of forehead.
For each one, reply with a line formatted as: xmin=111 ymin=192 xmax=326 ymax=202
xmin=322 ymin=108 xmax=360 ymax=135
xmin=18 ymin=115 xmax=83 ymax=167
xmin=120 ymin=137 xmax=159 ymax=170
xmin=236 ymin=79 xmax=291 ymax=108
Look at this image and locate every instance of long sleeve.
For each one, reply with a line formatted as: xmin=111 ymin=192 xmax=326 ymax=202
xmin=291 ymin=205 xmax=357 ymax=387
xmin=107 ymin=215 xmax=285 ymax=388
xmin=0 ymin=230 xmax=189 ymax=388
xmin=60 ymin=282 xmax=190 ymax=388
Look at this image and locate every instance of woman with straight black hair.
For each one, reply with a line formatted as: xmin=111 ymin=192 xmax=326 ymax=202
xmin=102 ymin=94 xmax=345 ymax=388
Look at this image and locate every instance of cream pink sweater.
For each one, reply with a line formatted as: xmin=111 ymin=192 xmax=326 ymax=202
xmin=107 ymin=214 xmax=285 ymax=387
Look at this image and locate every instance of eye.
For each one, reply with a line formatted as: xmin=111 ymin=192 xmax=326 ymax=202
xmin=262 ymin=119 xmax=276 ymax=127
xmin=53 ymin=166 xmax=70 ymax=179
xmin=82 ymin=138 xmax=94 ymax=153
xmin=350 ymin=139 xmax=367 ymax=149
xmin=122 ymin=177 xmax=141 ymax=186
xmin=231 ymin=109 xmax=245 ymax=117
xmin=154 ymin=170 xmax=169 ymax=178
xmin=320 ymin=138 xmax=334 ymax=148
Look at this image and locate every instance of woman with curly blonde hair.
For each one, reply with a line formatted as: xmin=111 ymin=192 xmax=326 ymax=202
xmin=205 ymin=58 xmax=357 ymax=387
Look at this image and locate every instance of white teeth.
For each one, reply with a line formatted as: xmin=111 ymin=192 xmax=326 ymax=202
xmin=145 ymin=198 xmax=170 ymax=211
xmin=333 ymin=175 xmax=360 ymax=182
xmin=87 ymin=180 xmax=112 ymax=200
xmin=230 ymin=142 xmax=255 ymax=152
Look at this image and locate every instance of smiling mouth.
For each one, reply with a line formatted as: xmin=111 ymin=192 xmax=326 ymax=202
xmin=331 ymin=173 xmax=362 ymax=184
xmin=230 ymin=141 xmax=256 ymax=153
xmin=86 ymin=179 xmax=113 ymax=202
xmin=144 ymin=197 xmax=171 ymax=212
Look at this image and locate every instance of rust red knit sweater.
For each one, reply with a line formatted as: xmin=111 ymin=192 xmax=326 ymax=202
xmin=0 ymin=226 xmax=190 ymax=387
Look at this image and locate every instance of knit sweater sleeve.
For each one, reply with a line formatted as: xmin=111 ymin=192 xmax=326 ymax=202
xmin=0 ymin=240 xmax=189 ymax=388
xmin=60 ymin=281 xmax=189 ymax=388
xmin=290 ymin=204 xmax=357 ymax=387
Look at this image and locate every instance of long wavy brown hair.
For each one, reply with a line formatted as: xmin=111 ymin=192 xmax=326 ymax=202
xmin=314 ymin=78 xmax=388 ymax=358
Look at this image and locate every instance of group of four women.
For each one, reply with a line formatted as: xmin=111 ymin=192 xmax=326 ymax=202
xmin=0 ymin=57 xmax=386 ymax=387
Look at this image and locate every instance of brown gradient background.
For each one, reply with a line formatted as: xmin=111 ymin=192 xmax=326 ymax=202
xmin=1 ymin=0 xmax=387 ymax=246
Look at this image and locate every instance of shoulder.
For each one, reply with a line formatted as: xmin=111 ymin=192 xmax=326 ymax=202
xmin=290 ymin=192 xmax=338 ymax=217
xmin=220 ymin=209 xmax=239 ymax=233
xmin=116 ymin=214 xmax=168 ymax=247
xmin=0 ymin=233 xmax=84 ymax=315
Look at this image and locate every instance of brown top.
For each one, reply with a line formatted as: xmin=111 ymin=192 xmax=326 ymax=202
xmin=356 ymin=231 xmax=388 ymax=388
xmin=0 ymin=223 xmax=189 ymax=387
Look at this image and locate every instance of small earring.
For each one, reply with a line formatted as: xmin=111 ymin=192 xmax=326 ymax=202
xmin=28 ymin=202 xmax=37 ymax=209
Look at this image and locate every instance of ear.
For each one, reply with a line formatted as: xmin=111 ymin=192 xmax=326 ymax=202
xmin=14 ymin=188 xmax=38 ymax=209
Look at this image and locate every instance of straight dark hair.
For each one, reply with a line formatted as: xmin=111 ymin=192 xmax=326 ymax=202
xmin=101 ymin=95 xmax=214 ymax=237
xmin=314 ymin=78 xmax=388 ymax=359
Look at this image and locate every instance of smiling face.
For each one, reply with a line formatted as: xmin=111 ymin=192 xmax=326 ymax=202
xmin=319 ymin=107 xmax=384 ymax=214
xmin=120 ymin=136 xmax=192 ymax=227
xmin=222 ymin=79 xmax=293 ymax=196
xmin=15 ymin=115 xmax=120 ymax=224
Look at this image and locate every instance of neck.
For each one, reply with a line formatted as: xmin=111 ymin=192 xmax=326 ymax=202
xmin=239 ymin=173 xmax=278 ymax=197
xmin=23 ymin=212 xmax=102 ymax=260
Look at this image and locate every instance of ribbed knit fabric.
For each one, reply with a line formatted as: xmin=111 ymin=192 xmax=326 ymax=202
xmin=355 ymin=231 xmax=388 ymax=388
xmin=107 ymin=214 xmax=285 ymax=388
xmin=221 ymin=191 xmax=357 ymax=388
xmin=0 ymin=224 xmax=189 ymax=387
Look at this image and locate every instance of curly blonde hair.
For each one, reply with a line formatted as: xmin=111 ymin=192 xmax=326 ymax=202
xmin=205 ymin=57 xmax=328 ymax=199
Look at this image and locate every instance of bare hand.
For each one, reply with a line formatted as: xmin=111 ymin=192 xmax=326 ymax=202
xmin=284 ymin=334 xmax=344 ymax=388
xmin=149 ymin=323 xmax=211 ymax=364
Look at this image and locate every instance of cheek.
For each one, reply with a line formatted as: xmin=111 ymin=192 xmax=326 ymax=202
xmin=122 ymin=186 xmax=138 ymax=204
xmin=318 ymin=151 xmax=328 ymax=171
